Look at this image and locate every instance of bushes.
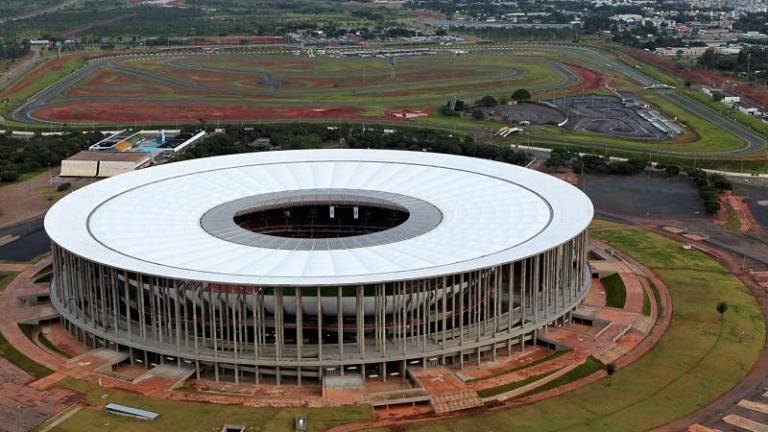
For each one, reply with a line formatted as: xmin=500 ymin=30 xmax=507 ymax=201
xmin=664 ymin=164 xmax=681 ymax=176
xmin=56 ymin=182 xmax=71 ymax=192
xmin=0 ymin=132 xmax=99 ymax=183
xmin=471 ymin=109 xmax=485 ymax=120
xmin=476 ymin=95 xmax=498 ymax=107
xmin=175 ymin=123 xmax=534 ymax=167
xmin=685 ymin=168 xmax=730 ymax=214
xmin=0 ymin=167 xmax=20 ymax=183
xmin=549 ymin=152 xmax=648 ymax=175
xmin=511 ymin=88 xmax=531 ymax=101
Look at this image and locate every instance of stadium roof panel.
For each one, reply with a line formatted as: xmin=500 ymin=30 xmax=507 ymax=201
xmin=45 ymin=149 xmax=593 ymax=286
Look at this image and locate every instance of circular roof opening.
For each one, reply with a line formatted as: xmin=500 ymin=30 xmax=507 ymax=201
xmin=234 ymin=200 xmax=410 ymax=239
xmin=200 ymin=189 xmax=443 ymax=251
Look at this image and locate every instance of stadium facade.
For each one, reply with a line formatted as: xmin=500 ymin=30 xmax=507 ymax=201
xmin=45 ymin=149 xmax=593 ymax=384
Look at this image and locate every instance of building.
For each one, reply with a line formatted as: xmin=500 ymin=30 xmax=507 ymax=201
xmin=45 ymin=150 xmax=593 ymax=384
xmin=60 ymin=151 xmax=151 ymax=178
xmin=90 ymin=129 xmax=206 ymax=155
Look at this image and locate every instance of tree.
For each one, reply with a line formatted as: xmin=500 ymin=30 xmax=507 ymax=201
xmin=477 ymin=95 xmax=497 ymax=107
xmin=716 ymin=301 xmax=728 ymax=326
xmin=511 ymin=88 xmax=532 ymax=102
xmin=664 ymin=165 xmax=680 ymax=176
xmin=0 ymin=167 xmax=19 ymax=183
xmin=471 ymin=109 xmax=485 ymax=120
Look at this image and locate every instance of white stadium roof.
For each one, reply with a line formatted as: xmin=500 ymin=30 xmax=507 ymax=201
xmin=44 ymin=149 xmax=593 ymax=286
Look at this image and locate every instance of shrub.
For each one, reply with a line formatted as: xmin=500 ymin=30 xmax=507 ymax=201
xmin=1 ymin=167 xmax=19 ymax=182
xmin=511 ymin=88 xmax=532 ymax=101
xmin=477 ymin=95 xmax=498 ymax=107
xmin=705 ymin=199 xmax=721 ymax=214
xmin=664 ymin=165 xmax=680 ymax=176
xmin=56 ymin=182 xmax=72 ymax=192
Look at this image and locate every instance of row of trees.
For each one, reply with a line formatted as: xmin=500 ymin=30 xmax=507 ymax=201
xmin=175 ymin=123 xmax=532 ymax=167
xmin=0 ymin=132 xmax=100 ymax=182
xmin=441 ymin=89 xmax=532 ymax=119
xmin=699 ymin=46 xmax=768 ymax=75
xmin=545 ymin=149 xmax=732 ymax=215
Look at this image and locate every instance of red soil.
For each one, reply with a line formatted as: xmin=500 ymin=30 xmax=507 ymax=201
xmin=186 ymin=35 xmax=284 ymax=45
xmin=0 ymin=55 xmax=76 ymax=99
xmin=565 ymin=63 xmax=603 ymax=93
xmin=624 ymin=48 xmax=768 ymax=106
xmin=61 ymin=13 xmax=137 ymax=38
xmin=386 ymin=107 xmax=429 ymax=119
xmin=67 ymin=69 xmax=176 ymax=97
xmin=35 ymin=101 xmax=366 ymax=122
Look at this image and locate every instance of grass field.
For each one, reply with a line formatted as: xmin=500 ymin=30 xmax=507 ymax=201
xmin=601 ymin=273 xmax=627 ymax=309
xmin=0 ymin=271 xmax=19 ymax=291
xmin=0 ymin=53 xmax=86 ymax=109
xmin=0 ymin=328 xmax=52 ymax=378
xmin=394 ymin=222 xmax=764 ymax=432
xmin=32 ymin=53 xmax=569 ymax=123
xmin=54 ymin=378 xmax=373 ymax=432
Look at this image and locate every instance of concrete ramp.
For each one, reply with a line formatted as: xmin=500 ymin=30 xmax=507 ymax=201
xmin=68 ymin=348 xmax=128 ymax=372
xmin=408 ymin=366 xmax=482 ymax=413
xmin=322 ymin=373 xmax=369 ymax=405
xmin=133 ymin=364 xmax=195 ymax=389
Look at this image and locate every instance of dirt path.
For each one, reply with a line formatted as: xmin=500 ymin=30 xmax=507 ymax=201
xmin=0 ymin=168 xmax=59 ymax=228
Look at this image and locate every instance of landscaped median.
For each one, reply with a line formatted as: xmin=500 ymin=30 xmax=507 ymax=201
xmin=400 ymin=221 xmax=764 ymax=432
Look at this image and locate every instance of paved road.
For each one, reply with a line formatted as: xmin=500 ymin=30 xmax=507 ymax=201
xmin=6 ymin=43 xmax=767 ymax=157
xmin=0 ymin=47 xmax=41 ymax=92
xmin=0 ymin=0 xmax=80 ymax=23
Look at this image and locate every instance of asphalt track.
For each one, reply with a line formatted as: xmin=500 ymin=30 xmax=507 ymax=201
xmin=10 ymin=51 xmax=578 ymax=124
xmin=7 ymin=43 xmax=766 ymax=157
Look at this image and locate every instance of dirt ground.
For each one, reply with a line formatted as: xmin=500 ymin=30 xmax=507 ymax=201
xmin=0 ymin=169 xmax=60 ymax=228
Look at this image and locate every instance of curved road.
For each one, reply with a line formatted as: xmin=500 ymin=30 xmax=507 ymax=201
xmin=7 ymin=43 xmax=766 ymax=157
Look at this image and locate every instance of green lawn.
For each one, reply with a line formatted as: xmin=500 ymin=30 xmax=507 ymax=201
xmin=0 ymin=328 xmax=53 ymax=378
xmin=601 ymin=273 xmax=627 ymax=309
xmin=467 ymin=349 xmax=571 ymax=384
xmin=0 ymin=271 xmax=19 ymax=291
xmin=54 ymin=378 xmax=373 ymax=432
xmin=523 ymin=356 xmax=606 ymax=397
xmin=641 ymin=287 xmax=651 ymax=317
xmin=399 ymin=223 xmax=764 ymax=432
xmin=1 ymin=54 xmax=86 ymax=111
xmin=477 ymin=370 xmax=558 ymax=398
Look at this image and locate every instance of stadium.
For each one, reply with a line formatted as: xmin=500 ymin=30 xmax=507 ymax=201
xmin=44 ymin=149 xmax=593 ymax=385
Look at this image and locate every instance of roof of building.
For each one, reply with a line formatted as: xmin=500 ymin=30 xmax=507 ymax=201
xmin=65 ymin=151 xmax=151 ymax=162
xmin=45 ymin=149 xmax=593 ymax=286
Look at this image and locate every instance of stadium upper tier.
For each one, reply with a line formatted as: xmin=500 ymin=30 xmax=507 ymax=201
xmin=44 ymin=149 xmax=593 ymax=286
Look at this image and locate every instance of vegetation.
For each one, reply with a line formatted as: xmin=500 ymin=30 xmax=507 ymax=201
xmin=467 ymin=349 xmax=571 ymax=384
xmin=402 ymin=224 xmax=764 ymax=431
xmin=511 ymin=88 xmax=532 ymax=102
xmin=19 ymin=323 xmax=69 ymax=358
xmin=0 ymin=327 xmax=53 ymax=378
xmin=641 ymin=286 xmax=652 ymax=316
xmin=477 ymin=370 xmax=557 ymax=398
xmin=546 ymin=148 xmax=648 ymax=175
xmin=0 ymin=271 xmax=19 ymax=291
xmin=601 ymin=273 xmax=627 ymax=309
xmin=0 ymin=132 xmax=99 ymax=185
xmin=176 ymin=124 xmax=533 ymax=166
xmin=522 ymin=356 xmax=605 ymax=397
xmin=686 ymin=168 xmax=732 ymax=214
xmin=55 ymin=377 xmax=373 ymax=432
